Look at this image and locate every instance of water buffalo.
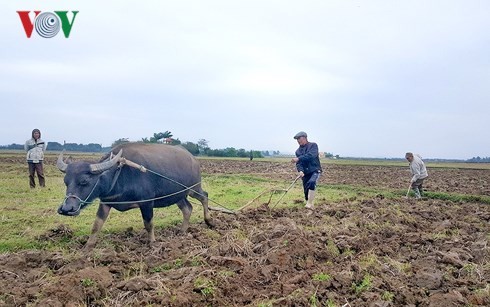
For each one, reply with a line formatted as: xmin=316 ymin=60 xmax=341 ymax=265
xmin=57 ymin=143 xmax=214 ymax=249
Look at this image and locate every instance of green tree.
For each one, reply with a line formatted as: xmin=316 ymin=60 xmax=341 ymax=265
xmin=181 ymin=141 xmax=199 ymax=155
xmin=142 ymin=131 xmax=173 ymax=143
xmin=237 ymin=148 xmax=247 ymax=158
xmin=170 ymin=138 xmax=181 ymax=145
xmin=87 ymin=143 xmax=102 ymax=152
xmin=224 ymin=147 xmax=237 ymax=157
xmin=251 ymin=150 xmax=264 ymax=158
xmin=112 ymin=138 xmax=130 ymax=147
xmin=197 ymin=139 xmax=210 ymax=155
xmin=47 ymin=142 xmax=63 ymax=151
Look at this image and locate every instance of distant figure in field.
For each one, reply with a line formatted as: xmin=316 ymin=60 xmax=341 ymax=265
xmin=249 ymin=150 xmax=253 ymax=161
xmin=25 ymin=129 xmax=47 ymax=188
xmin=405 ymin=152 xmax=428 ymax=199
xmin=291 ymin=131 xmax=322 ymax=210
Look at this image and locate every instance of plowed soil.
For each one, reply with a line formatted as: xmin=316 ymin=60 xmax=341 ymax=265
xmin=1 ymin=159 xmax=490 ymax=306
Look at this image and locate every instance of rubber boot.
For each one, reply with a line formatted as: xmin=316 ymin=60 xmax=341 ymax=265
xmin=413 ymin=187 xmax=421 ymax=199
xmin=305 ymin=190 xmax=316 ymax=209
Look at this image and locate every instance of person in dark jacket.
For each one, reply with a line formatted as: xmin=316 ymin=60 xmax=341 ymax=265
xmin=24 ymin=128 xmax=47 ymax=188
xmin=291 ymin=131 xmax=322 ymax=209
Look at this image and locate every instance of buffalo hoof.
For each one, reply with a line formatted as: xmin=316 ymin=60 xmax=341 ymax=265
xmin=205 ymin=219 xmax=215 ymax=228
xmin=83 ymin=237 xmax=97 ymax=251
xmin=83 ymin=243 xmax=95 ymax=253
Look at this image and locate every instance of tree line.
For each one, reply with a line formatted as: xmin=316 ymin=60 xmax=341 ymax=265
xmin=0 ymin=142 xmax=104 ymax=152
xmin=466 ymin=156 xmax=490 ymax=163
xmin=0 ymin=131 xmax=266 ymax=158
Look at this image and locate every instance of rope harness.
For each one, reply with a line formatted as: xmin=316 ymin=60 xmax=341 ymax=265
xmin=61 ymin=156 xmax=299 ymax=215
xmin=100 ymin=182 xmax=202 ymax=205
xmin=61 ymin=156 xmax=230 ymax=211
xmin=61 ymin=177 xmax=100 ymax=215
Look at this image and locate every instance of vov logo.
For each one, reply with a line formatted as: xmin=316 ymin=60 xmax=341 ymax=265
xmin=17 ymin=11 xmax=79 ymax=38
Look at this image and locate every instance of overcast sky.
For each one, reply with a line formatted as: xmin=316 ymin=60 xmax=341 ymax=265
xmin=1 ymin=1 xmax=489 ymax=159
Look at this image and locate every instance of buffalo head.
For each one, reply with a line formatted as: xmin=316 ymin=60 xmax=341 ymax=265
xmin=57 ymin=149 xmax=122 ymax=216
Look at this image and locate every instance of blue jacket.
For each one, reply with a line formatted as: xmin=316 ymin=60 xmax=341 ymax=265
xmin=295 ymin=142 xmax=322 ymax=175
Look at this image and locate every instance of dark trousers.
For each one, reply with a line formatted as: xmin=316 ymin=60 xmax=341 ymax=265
xmin=302 ymin=171 xmax=321 ymax=200
xmin=411 ymin=178 xmax=426 ymax=195
xmin=28 ymin=162 xmax=45 ymax=188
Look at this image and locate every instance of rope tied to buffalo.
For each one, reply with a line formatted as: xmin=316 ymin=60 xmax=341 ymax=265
xmin=61 ymin=177 xmax=101 ymax=215
xmin=108 ymin=158 xmax=234 ymax=213
xmin=100 ymin=182 xmax=202 ymax=205
xmin=110 ymin=157 xmax=300 ymax=214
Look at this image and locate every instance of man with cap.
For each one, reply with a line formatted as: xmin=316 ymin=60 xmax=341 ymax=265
xmin=291 ymin=131 xmax=322 ymax=209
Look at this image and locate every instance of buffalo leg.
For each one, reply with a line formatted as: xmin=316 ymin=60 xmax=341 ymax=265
xmin=176 ymin=198 xmax=193 ymax=233
xmin=85 ymin=203 xmax=111 ymax=250
xmin=139 ymin=204 xmax=155 ymax=244
xmin=189 ymin=187 xmax=214 ymax=227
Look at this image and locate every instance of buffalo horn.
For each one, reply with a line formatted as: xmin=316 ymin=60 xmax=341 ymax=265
xmin=89 ymin=149 xmax=123 ymax=174
xmin=57 ymin=150 xmax=68 ymax=173
xmin=56 ymin=150 xmax=68 ymax=173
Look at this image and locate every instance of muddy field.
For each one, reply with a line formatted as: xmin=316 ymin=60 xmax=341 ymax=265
xmin=1 ymin=159 xmax=490 ymax=306
xmin=200 ymin=160 xmax=490 ymax=196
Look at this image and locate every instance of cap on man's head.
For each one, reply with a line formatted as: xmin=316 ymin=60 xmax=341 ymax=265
xmin=293 ymin=131 xmax=307 ymax=139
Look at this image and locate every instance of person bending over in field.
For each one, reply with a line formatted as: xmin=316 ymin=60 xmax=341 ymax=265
xmin=291 ymin=131 xmax=322 ymax=210
xmin=405 ymin=152 xmax=428 ymax=199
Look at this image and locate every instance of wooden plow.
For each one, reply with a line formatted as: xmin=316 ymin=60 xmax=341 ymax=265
xmin=208 ymin=175 xmax=301 ymax=214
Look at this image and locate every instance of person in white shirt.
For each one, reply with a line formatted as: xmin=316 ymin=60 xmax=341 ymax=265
xmin=25 ymin=129 xmax=47 ymax=188
xmin=405 ymin=152 xmax=428 ymax=199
